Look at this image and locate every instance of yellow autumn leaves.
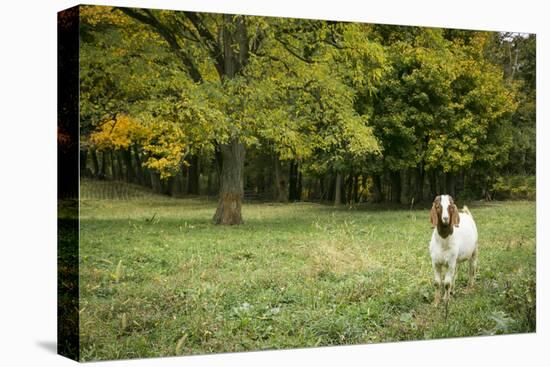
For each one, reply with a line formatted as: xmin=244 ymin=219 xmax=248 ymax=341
xmin=90 ymin=114 xmax=187 ymax=179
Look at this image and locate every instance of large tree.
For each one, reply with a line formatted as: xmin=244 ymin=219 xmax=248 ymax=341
xmin=110 ymin=8 xmax=383 ymax=222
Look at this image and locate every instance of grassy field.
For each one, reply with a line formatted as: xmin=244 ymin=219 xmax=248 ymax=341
xmin=78 ymin=180 xmax=536 ymax=361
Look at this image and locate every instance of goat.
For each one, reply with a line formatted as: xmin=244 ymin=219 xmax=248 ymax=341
xmin=429 ymin=195 xmax=478 ymax=307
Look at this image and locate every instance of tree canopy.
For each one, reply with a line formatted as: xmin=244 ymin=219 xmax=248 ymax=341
xmin=79 ymin=5 xmax=536 ymax=222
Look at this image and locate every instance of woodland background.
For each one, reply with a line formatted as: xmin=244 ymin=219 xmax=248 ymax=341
xmin=75 ymin=6 xmax=535 ymax=224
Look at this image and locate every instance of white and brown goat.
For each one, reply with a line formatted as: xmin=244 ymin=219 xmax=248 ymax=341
xmin=429 ymin=195 xmax=478 ymax=306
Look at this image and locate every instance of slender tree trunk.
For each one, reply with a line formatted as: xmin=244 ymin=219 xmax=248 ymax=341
xmin=436 ymin=173 xmax=447 ymax=195
xmin=206 ymin=168 xmax=213 ymax=196
xmin=122 ymin=149 xmax=135 ymax=183
xmin=415 ymin=165 xmax=425 ymax=203
xmin=187 ymin=155 xmax=200 ymax=195
xmin=371 ymin=174 xmax=384 ymax=203
xmin=429 ymin=170 xmax=437 ymax=200
xmin=457 ymin=171 xmax=465 ymax=198
xmin=334 ymin=171 xmax=343 ymax=206
xmin=288 ymin=160 xmax=299 ymax=201
xmin=213 ymin=139 xmax=245 ymax=225
xmin=142 ymin=167 xmax=152 ymax=188
xmin=353 ymin=175 xmax=360 ymax=203
xmin=90 ymin=149 xmax=100 ymax=178
xmin=274 ymin=156 xmax=288 ymax=202
xmin=359 ymin=175 xmax=367 ymax=203
xmin=117 ymin=151 xmax=125 ymax=182
xmin=162 ymin=176 xmax=176 ymax=196
xmin=132 ymin=145 xmax=144 ymax=185
xmin=390 ymin=170 xmax=402 ymax=204
xmin=296 ymin=167 xmax=302 ymax=201
xmin=99 ymin=151 xmax=106 ymax=179
xmin=264 ymin=164 xmax=273 ymax=200
xmin=446 ymin=172 xmax=456 ymax=198
xmin=288 ymin=161 xmax=295 ymax=201
xmin=109 ymin=150 xmax=117 ymax=180
xmin=328 ymin=174 xmax=335 ymax=202
xmin=346 ymin=171 xmax=354 ymax=204
xmin=405 ymin=169 xmax=413 ymax=203
xmin=150 ymin=171 xmax=162 ymax=194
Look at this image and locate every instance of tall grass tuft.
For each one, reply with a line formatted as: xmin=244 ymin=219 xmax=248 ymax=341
xmin=113 ymin=260 xmax=123 ymax=283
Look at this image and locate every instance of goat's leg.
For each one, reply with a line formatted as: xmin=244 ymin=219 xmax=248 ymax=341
xmin=451 ymin=262 xmax=460 ymax=295
xmin=443 ymin=262 xmax=456 ymax=302
xmin=468 ymin=247 xmax=478 ymax=288
xmin=433 ymin=264 xmax=443 ymax=306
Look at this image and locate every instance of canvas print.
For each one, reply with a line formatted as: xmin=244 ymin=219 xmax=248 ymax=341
xmin=57 ymin=4 xmax=536 ymax=362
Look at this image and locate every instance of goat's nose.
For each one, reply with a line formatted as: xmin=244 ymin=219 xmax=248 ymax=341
xmin=442 ymin=215 xmax=449 ymax=223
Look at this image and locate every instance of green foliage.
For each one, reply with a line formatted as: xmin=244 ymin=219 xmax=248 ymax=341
xmin=492 ymin=175 xmax=536 ymax=200
xmin=78 ymin=5 xmax=535 ymax=204
xmin=369 ymin=29 xmax=516 ymax=176
xmin=80 ymin=7 xmax=386 ymax=182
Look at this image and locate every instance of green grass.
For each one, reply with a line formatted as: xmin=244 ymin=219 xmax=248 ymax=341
xmin=78 ymin=180 xmax=536 ymax=361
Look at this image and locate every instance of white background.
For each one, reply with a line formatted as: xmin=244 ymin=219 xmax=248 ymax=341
xmin=0 ymin=0 xmax=547 ymax=366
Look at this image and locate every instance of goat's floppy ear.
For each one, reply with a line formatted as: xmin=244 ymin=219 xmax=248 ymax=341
xmin=451 ymin=204 xmax=460 ymax=227
xmin=430 ymin=202 xmax=438 ymax=228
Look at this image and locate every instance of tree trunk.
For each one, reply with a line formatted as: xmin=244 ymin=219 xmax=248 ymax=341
xmin=274 ymin=156 xmax=288 ymax=202
xmin=296 ymin=167 xmax=302 ymax=201
xmin=405 ymin=169 xmax=413 ymax=203
xmin=288 ymin=160 xmax=299 ymax=202
xmin=150 ymin=171 xmax=162 ymax=194
xmin=328 ymin=174 xmax=335 ymax=202
xmin=117 ymin=151 xmax=124 ymax=182
xmin=441 ymin=173 xmax=446 ymax=194
xmin=206 ymin=160 xmax=217 ymax=196
xmin=142 ymin=167 xmax=152 ymax=188
xmin=446 ymin=172 xmax=456 ymax=198
xmin=371 ymin=174 xmax=384 ymax=203
xmin=345 ymin=171 xmax=354 ymax=204
xmin=122 ymin=149 xmax=135 ymax=183
xmin=352 ymin=174 xmax=360 ymax=203
xmin=132 ymin=145 xmax=144 ymax=185
xmin=90 ymin=149 xmax=100 ymax=178
xmin=213 ymin=139 xmax=245 ymax=225
xmin=415 ymin=165 xmax=425 ymax=203
xmin=429 ymin=170 xmax=437 ymax=200
xmin=162 ymin=176 xmax=176 ymax=196
xmin=109 ymin=150 xmax=117 ymax=180
xmin=211 ymin=15 xmax=249 ymax=224
xmin=359 ymin=175 xmax=367 ymax=203
xmin=99 ymin=151 xmax=106 ymax=179
xmin=187 ymin=155 xmax=200 ymax=195
xmin=334 ymin=171 xmax=343 ymax=206
xmin=390 ymin=170 xmax=402 ymax=204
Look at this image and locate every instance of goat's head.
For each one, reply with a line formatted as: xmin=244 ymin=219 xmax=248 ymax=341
xmin=430 ymin=195 xmax=460 ymax=229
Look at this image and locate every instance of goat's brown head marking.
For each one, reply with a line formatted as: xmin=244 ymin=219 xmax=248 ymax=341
xmin=430 ymin=195 xmax=460 ymax=236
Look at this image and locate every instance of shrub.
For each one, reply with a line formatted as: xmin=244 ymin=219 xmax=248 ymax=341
xmin=491 ymin=175 xmax=536 ymax=200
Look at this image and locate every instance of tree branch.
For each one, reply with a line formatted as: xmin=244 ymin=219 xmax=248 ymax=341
xmin=182 ymin=11 xmax=224 ymax=77
xmin=275 ymin=36 xmax=314 ymax=64
xmin=118 ymin=7 xmax=203 ymax=83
